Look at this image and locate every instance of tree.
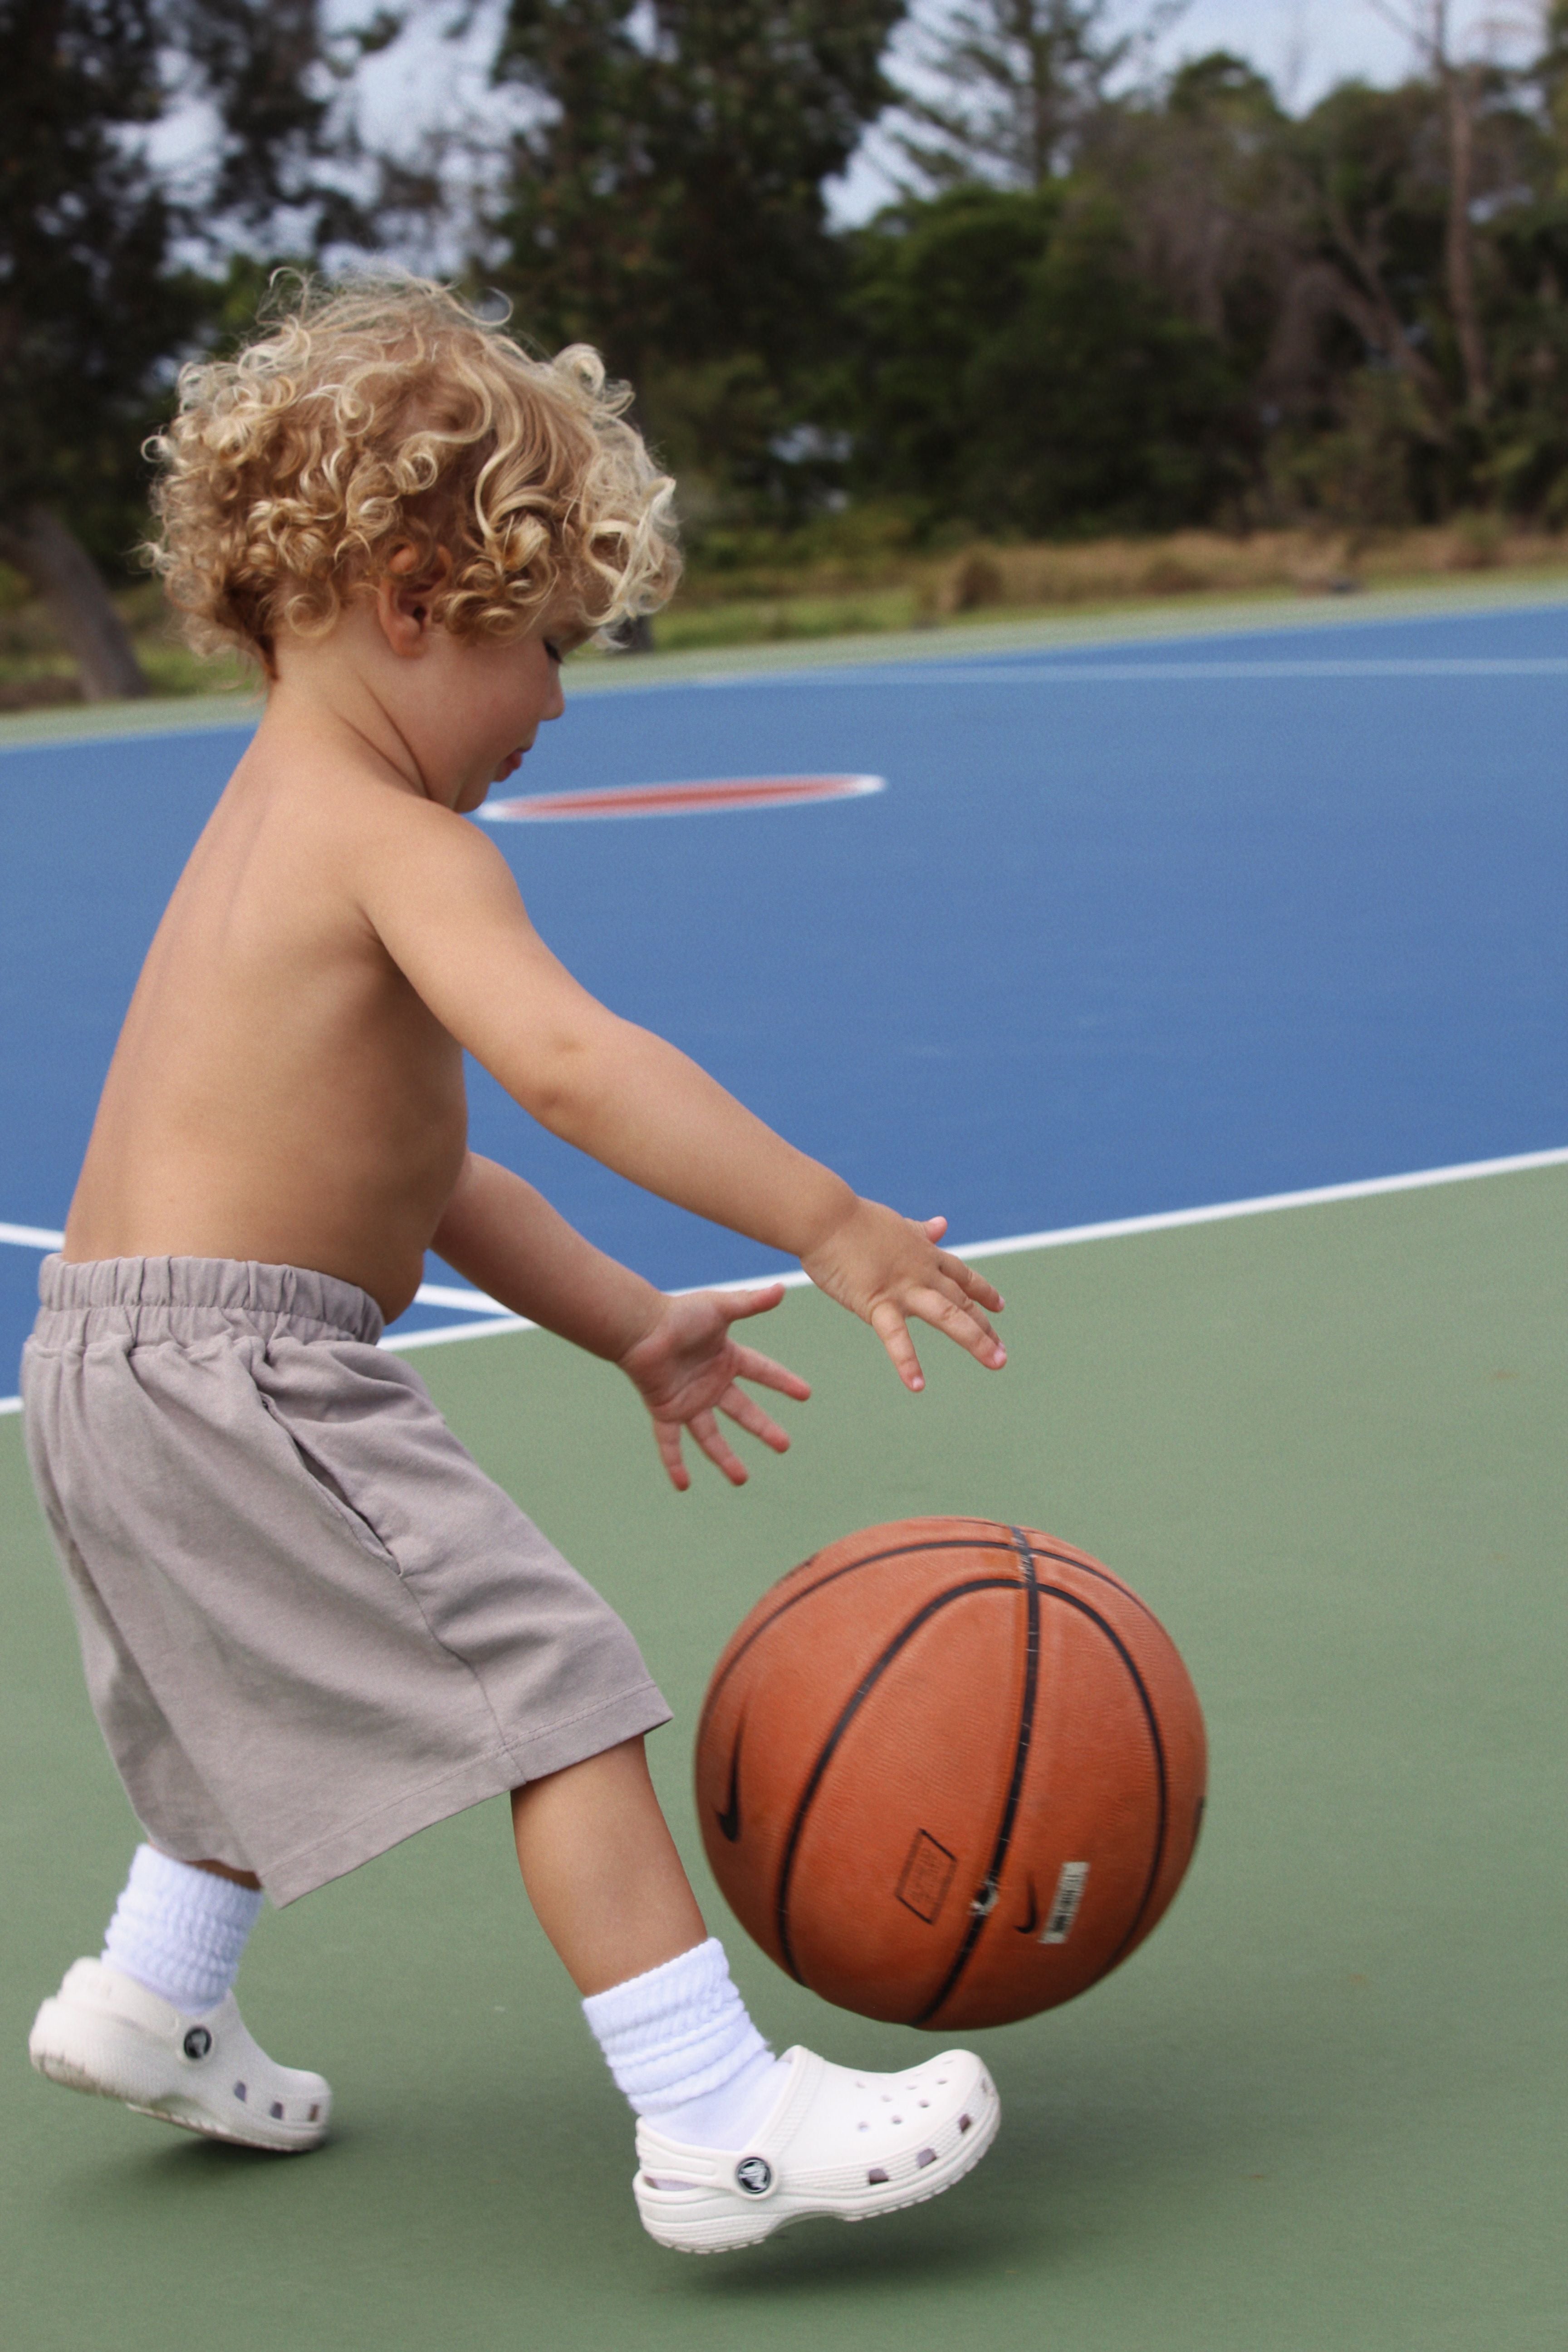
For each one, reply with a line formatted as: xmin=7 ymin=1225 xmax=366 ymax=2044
xmin=0 ymin=0 xmax=375 ymax=701
xmin=1363 ymin=0 xmax=1494 ymax=414
xmin=0 ymin=1 xmax=191 ymax=694
xmin=893 ymin=0 xmax=1186 ymax=190
xmin=487 ymin=0 xmax=906 ymax=497
xmin=836 ymin=184 xmax=1244 ymax=533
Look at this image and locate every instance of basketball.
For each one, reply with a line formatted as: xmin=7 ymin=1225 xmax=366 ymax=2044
xmin=695 ymin=1517 xmax=1206 ymax=2032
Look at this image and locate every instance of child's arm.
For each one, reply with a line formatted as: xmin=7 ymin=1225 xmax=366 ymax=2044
xmin=433 ymin=1150 xmax=671 ymax=1361
xmin=366 ymin=808 xmax=1004 ymax=1391
xmin=433 ymin=1153 xmax=810 ymax=1489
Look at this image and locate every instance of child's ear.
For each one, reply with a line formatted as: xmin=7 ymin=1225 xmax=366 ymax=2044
xmin=374 ymin=545 xmax=451 ymax=659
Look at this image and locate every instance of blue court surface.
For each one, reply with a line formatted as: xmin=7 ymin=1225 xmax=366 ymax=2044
xmin=1 ymin=593 xmax=1564 ymax=1387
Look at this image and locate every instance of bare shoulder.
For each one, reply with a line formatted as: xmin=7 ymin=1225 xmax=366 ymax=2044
xmin=281 ymin=764 xmax=524 ymax=927
xmin=332 ymin=781 xmax=550 ymax=998
xmin=353 ymin=779 xmax=516 ymax=893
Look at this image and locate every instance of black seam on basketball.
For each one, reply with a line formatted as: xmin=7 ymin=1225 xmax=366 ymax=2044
xmin=696 ymin=1536 xmax=1028 ymax=1752
xmin=698 ymin=1534 xmax=1159 ymax=1756
xmin=911 ymin=1582 xmax=1171 ymax=2023
xmin=1035 ymin=1588 xmax=1171 ymax=1973
xmin=772 ymin=1577 xmax=1023 ymax=1984
xmin=912 ymin=1528 xmax=1041 ymax=2024
xmin=1092 ymin=1606 xmax=1171 ymax=1970
xmin=1016 ymin=1542 xmax=1166 ymax=1628
xmin=715 ymin=1711 xmax=745 ymax=1842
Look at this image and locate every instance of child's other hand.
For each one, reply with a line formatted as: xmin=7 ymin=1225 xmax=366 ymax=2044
xmin=617 ymin=1284 xmax=811 ymax=1492
xmin=800 ymin=1201 xmax=1005 ymax=1392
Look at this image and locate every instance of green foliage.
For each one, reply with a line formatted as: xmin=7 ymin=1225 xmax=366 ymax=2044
xmin=0 ymin=1 xmax=203 ymax=570
xmin=17 ymin=0 xmax=1568 ymax=662
xmin=489 ymin=0 xmax=905 ymax=374
xmin=894 ymin=0 xmax=1145 ymax=190
xmin=0 ymin=0 xmax=372 ymax=579
xmin=1480 ymin=191 xmax=1568 ymax=516
xmin=834 ymin=187 xmax=1245 ymax=534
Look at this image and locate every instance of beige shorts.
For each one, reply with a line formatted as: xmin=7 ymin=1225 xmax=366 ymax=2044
xmin=22 ymin=1255 xmax=670 ymax=1903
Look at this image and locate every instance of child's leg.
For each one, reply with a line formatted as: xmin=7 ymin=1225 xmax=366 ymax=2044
xmin=514 ymin=1736 xmax=786 ymax=2144
xmin=187 ymin=1858 xmax=263 ymax=1889
xmin=30 ymin=1843 xmax=329 ymax=2151
xmin=519 ymin=1739 xmax=1000 ymax=2253
xmin=510 ymin=1735 xmax=705 ymax=1994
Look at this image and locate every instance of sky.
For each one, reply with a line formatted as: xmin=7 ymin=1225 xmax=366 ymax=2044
xmin=185 ymin=0 xmax=1539 ymax=256
xmin=829 ymin=0 xmax=1541 ymax=217
xmin=1147 ymin=0 xmax=1532 ymax=108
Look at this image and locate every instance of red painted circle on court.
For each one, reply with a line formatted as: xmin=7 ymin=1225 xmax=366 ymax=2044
xmin=480 ymin=773 xmax=885 ymax=822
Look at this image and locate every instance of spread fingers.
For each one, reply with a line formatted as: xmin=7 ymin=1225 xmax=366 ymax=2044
xmin=689 ymin=1409 xmax=750 ymax=1485
xmin=719 ymin=1384 xmax=791 ymax=1455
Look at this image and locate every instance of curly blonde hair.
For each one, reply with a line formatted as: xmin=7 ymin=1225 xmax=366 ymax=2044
xmin=146 ymin=274 xmax=681 ymax=670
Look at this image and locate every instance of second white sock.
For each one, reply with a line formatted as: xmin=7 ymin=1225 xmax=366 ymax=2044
xmin=583 ymin=1937 xmax=789 ymax=2150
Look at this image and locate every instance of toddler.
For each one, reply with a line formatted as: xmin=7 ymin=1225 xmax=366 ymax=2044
xmin=24 ymin=278 xmax=1006 ymax=2254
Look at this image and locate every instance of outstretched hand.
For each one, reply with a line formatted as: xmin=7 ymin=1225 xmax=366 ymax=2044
xmin=800 ymin=1202 xmax=1005 ymax=1392
xmin=617 ymin=1284 xmax=811 ymax=1491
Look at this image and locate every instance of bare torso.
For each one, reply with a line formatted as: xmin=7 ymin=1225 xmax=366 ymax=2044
xmin=65 ymin=744 xmax=469 ymax=1321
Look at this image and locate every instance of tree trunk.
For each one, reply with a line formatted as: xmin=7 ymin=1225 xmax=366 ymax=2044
xmin=608 ymin=611 xmax=656 ymax=652
xmin=1444 ymin=62 xmax=1489 ymax=416
xmin=0 ymin=506 xmax=148 ymax=700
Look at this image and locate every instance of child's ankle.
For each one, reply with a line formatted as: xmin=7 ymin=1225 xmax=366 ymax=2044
xmin=582 ymin=1936 xmax=786 ymax=2148
xmin=102 ymin=1845 xmax=262 ymax=2015
xmin=651 ymin=2045 xmax=789 ymax=2149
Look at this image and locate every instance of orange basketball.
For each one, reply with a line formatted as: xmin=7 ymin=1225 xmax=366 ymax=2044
xmin=696 ymin=1517 xmax=1206 ymax=2032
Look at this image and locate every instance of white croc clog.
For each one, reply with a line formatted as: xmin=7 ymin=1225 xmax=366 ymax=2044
xmin=29 ymin=1957 xmax=330 ymax=2153
xmin=634 ymin=2042 xmax=1000 ymax=2253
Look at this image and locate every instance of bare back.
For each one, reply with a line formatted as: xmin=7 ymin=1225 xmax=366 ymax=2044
xmin=66 ymin=739 xmax=469 ymax=1321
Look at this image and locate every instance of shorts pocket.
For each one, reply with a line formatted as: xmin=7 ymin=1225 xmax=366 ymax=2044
xmin=256 ymin=1396 xmax=402 ymax=1570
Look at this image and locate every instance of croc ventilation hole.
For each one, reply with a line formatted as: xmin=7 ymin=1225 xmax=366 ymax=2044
xmin=269 ymin=2100 xmax=285 ymax=2121
xmin=233 ymin=2082 xmax=247 ymax=2102
xmin=958 ymin=2113 xmax=973 ymax=2134
xmin=916 ymin=2148 xmax=937 ymax=2169
xmin=308 ymin=2103 xmax=321 ymax=2123
xmin=867 ymin=2167 xmax=889 ymax=2184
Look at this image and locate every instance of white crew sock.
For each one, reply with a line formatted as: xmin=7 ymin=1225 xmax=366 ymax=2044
xmin=102 ymin=1844 xmax=263 ymax=2017
xmin=583 ymin=1937 xmax=790 ymax=2150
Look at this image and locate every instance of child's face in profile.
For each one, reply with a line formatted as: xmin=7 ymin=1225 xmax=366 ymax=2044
xmin=398 ymin=613 xmax=568 ymax=815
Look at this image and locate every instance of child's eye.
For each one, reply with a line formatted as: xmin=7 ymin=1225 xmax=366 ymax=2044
xmin=543 ymin=639 xmax=563 ymax=666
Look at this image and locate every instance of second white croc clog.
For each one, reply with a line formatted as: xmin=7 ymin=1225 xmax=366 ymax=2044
xmin=29 ymin=1957 xmax=330 ymax=2152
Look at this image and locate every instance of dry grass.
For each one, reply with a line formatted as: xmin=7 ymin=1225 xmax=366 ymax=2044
xmin=6 ymin=520 xmax=1568 ymax=706
xmin=0 ymin=576 xmax=248 ymax=710
xmin=673 ymin=519 xmax=1568 ymax=623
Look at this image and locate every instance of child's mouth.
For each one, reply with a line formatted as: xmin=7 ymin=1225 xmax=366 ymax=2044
xmin=496 ymin=749 xmax=525 ymax=780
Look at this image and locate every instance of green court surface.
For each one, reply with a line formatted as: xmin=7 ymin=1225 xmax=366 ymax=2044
xmin=3 ymin=1164 xmax=1564 ymax=2352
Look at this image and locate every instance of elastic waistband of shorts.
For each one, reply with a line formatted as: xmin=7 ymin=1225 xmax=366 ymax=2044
xmin=32 ymin=1254 xmax=385 ymax=1347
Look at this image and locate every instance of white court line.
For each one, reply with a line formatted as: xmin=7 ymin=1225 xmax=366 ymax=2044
xmin=3 ymin=1145 xmax=1564 ymax=1401
xmin=766 ymin=656 xmax=1568 ymax=688
xmin=410 ymin=1282 xmax=507 ymax=1313
xmin=387 ymin=1143 xmax=1568 ymax=1352
xmin=0 ymin=1235 xmax=505 ymax=1321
